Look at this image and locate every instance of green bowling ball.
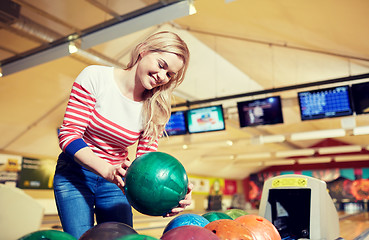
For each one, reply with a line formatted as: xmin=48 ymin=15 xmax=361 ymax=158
xmin=124 ymin=152 xmax=188 ymax=216
xmin=202 ymin=211 xmax=233 ymax=222
xmin=224 ymin=209 xmax=248 ymax=220
xmin=116 ymin=234 xmax=159 ymax=240
xmin=18 ymin=230 xmax=77 ymax=240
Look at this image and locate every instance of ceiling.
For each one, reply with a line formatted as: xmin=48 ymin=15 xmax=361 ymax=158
xmin=1 ymin=0 xmax=369 ymax=179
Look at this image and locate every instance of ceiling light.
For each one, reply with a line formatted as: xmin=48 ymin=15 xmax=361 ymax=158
xmin=318 ymin=145 xmax=362 ymax=155
xmin=68 ymin=42 xmax=78 ymax=54
xmin=201 ymin=155 xmax=234 ymax=162
xmin=341 ymin=117 xmax=356 ymax=129
xmin=252 ymin=135 xmax=286 ymax=144
xmin=290 ymin=129 xmax=346 ymax=141
xmin=334 ymin=154 xmax=369 ymax=162
xmin=297 ymin=157 xmax=331 ymax=164
xmin=189 ymin=1 xmax=197 ymax=15
xmin=234 ymin=161 xmax=263 ymax=167
xmin=260 ymin=135 xmax=286 ymax=143
xmin=226 ymin=140 xmax=233 ymax=146
xmin=275 ymin=149 xmax=315 ymax=158
xmin=353 ymin=125 xmax=369 ymax=136
xmin=191 ymin=140 xmax=235 ymax=149
xmin=236 ymin=152 xmax=271 ymax=160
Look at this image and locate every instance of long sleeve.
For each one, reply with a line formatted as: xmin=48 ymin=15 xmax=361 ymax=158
xmin=58 ymin=66 xmax=97 ymax=157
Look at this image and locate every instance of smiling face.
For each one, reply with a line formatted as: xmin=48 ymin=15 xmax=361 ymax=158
xmin=136 ymin=51 xmax=184 ymax=91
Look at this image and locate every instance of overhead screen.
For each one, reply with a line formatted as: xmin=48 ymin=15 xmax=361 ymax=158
xmin=298 ymin=85 xmax=353 ymax=121
xmin=165 ymin=81 xmax=369 ymax=135
xmin=186 ymin=105 xmax=225 ymax=134
xmin=351 ymin=81 xmax=369 ymax=115
xmin=237 ymin=96 xmax=284 ymax=127
xmin=165 ymin=111 xmax=187 ymax=136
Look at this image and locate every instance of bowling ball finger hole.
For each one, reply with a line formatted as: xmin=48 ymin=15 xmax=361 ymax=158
xmin=256 ymin=217 xmax=263 ymax=222
xmin=212 ymin=230 xmax=217 ymax=234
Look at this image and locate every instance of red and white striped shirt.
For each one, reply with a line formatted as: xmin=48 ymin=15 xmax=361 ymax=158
xmin=58 ymin=65 xmax=158 ymax=165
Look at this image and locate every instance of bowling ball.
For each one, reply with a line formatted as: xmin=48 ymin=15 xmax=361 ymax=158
xmin=116 ymin=234 xmax=159 ymax=240
xmin=202 ymin=211 xmax=233 ymax=222
xmin=163 ymin=213 xmax=210 ymax=234
xmin=224 ymin=209 xmax=248 ymax=220
xmin=79 ymin=222 xmax=137 ymax=240
xmin=161 ymin=225 xmax=220 ymax=240
xmin=235 ymin=215 xmax=281 ymax=240
xmin=124 ymin=152 xmax=188 ymax=216
xmin=204 ymin=219 xmax=255 ymax=240
xmin=18 ymin=230 xmax=77 ymax=240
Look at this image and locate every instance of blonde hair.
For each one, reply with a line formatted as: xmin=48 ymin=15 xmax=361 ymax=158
xmin=125 ymin=31 xmax=190 ymax=143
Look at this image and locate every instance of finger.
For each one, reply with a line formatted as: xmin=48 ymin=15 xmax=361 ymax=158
xmin=163 ymin=208 xmax=182 ymax=217
xmin=182 ymin=192 xmax=192 ymax=201
xmin=170 ymin=206 xmax=185 ymax=213
xmin=122 ymin=160 xmax=131 ymax=169
xmin=179 ymin=199 xmax=191 ymax=206
xmin=116 ymin=166 xmax=127 ymax=177
xmin=188 ymin=182 xmax=194 ymax=191
xmin=115 ymin=176 xmax=125 ymax=188
xmin=164 ymin=211 xmax=179 ymax=217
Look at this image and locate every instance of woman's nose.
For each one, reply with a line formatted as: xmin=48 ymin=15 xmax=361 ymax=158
xmin=158 ymin=70 xmax=166 ymax=81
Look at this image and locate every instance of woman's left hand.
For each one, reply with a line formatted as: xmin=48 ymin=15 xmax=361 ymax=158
xmin=164 ymin=182 xmax=194 ymax=217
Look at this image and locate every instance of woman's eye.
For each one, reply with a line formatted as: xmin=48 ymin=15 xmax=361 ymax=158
xmin=158 ymin=63 xmax=163 ymax=68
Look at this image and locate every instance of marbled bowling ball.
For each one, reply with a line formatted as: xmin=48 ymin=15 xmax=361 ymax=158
xmin=224 ymin=209 xmax=248 ymax=220
xmin=235 ymin=215 xmax=281 ymax=240
xmin=116 ymin=234 xmax=159 ymax=240
xmin=18 ymin=230 xmax=77 ymax=240
xmin=79 ymin=222 xmax=137 ymax=240
xmin=163 ymin=213 xmax=210 ymax=234
xmin=202 ymin=211 xmax=233 ymax=222
xmin=161 ymin=225 xmax=220 ymax=240
xmin=124 ymin=152 xmax=188 ymax=216
xmin=204 ymin=219 xmax=256 ymax=240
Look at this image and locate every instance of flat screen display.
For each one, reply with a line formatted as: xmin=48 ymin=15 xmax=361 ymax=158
xmin=165 ymin=111 xmax=187 ymax=136
xmin=298 ymin=86 xmax=353 ymax=121
xmin=187 ymin=105 xmax=225 ymax=134
xmin=351 ymin=81 xmax=369 ymax=115
xmin=268 ymin=189 xmax=311 ymax=239
xmin=237 ymin=96 xmax=284 ymax=127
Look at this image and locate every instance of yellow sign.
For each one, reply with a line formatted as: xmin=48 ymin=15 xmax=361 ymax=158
xmin=272 ymin=177 xmax=308 ymax=188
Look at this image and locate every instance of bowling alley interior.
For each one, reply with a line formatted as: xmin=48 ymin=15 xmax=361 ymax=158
xmin=1 ymin=0 xmax=369 ymax=239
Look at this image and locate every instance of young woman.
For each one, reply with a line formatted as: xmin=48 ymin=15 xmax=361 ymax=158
xmin=53 ymin=31 xmax=192 ymax=238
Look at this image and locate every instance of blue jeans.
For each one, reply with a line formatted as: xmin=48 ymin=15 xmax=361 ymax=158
xmin=53 ymin=153 xmax=132 ymax=239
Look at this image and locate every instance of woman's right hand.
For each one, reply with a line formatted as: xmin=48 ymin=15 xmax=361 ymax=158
xmin=107 ymin=159 xmax=131 ymax=191
xmin=73 ymin=147 xmax=132 ymax=191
